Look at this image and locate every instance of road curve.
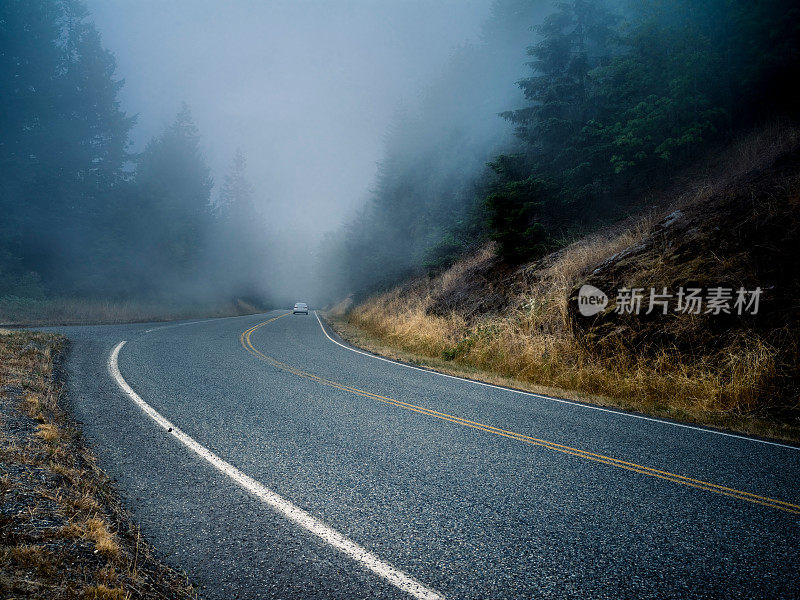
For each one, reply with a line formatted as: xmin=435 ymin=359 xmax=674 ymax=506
xmin=53 ymin=311 xmax=799 ymax=599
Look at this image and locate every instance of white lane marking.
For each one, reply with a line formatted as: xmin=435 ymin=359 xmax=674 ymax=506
xmin=108 ymin=341 xmax=444 ymax=600
xmin=314 ymin=312 xmax=799 ymax=451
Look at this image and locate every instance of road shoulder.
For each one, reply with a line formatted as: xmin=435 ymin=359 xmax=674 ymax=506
xmin=0 ymin=329 xmax=197 ymax=599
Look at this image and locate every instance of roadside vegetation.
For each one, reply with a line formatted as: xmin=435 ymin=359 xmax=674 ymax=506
xmin=321 ymin=0 xmax=800 ymax=442
xmin=0 ymin=329 xmax=197 ymax=598
xmin=334 ymin=125 xmax=800 ymax=443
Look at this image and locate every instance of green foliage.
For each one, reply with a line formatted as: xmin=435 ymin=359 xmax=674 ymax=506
xmin=323 ymin=0 xmax=799 ymax=292
xmin=503 ymin=0 xmax=616 ymax=160
xmin=584 ymin=2 xmax=730 ymax=175
xmin=423 ymin=235 xmax=468 ymax=273
xmin=485 ymin=155 xmax=552 ymax=264
xmin=131 ymin=104 xmax=213 ymax=282
xmin=0 ymin=0 xmax=137 ymax=295
xmin=485 ymin=0 xmax=799 ymax=264
xmin=441 ymin=336 xmax=474 ymax=361
xmin=423 ymin=199 xmax=490 ymax=272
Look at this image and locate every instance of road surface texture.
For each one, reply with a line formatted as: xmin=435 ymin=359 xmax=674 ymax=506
xmin=51 ymin=311 xmax=799 ymax=599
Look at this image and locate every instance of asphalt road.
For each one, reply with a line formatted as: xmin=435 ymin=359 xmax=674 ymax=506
xmin=52 ymin=310 xmax=799 ymax=599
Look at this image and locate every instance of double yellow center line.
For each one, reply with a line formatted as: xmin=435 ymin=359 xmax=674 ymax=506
xmin=241 ymin=315 xmax=800 ymax=515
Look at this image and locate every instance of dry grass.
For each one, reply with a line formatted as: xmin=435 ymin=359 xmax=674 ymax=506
xmin=56 ymin=522 xmax=86 ymax=539
xmin=3 ymin=545 xmax=56 ymax=573
xmin=345 ymin=265 xmax=792 ymax=440
xmin=522 ymin=216 xmax=656 ymax=331
xmin=36 ymin=422 xmax=61 ymax=442
xmin=0 ymin=329 xmax=197 ymax=599
xmin=84 ymin=518 xmax=121 ymax=559
xmin=82 ymin=584 xmax=127 ymax=600
xmin=342 ymin=124 xmax=800 ymax=442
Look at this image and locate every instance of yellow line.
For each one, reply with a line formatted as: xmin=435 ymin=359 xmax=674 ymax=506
xmin=240 ymin=316 xmax=800 ymax=515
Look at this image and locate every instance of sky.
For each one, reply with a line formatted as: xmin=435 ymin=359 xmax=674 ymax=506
xmin=84 ymin=0 xmax=493 ymax=239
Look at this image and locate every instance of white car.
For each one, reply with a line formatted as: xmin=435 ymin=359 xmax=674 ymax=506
xmin=293 ymin=302 xmax=309 ymax=315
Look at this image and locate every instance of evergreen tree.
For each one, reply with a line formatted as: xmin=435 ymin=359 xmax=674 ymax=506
xmin=216 ymin=149 xmax=255 ymax=225
xmin=585 ymin=1 xmax=728 ymax=178
xmin=213 ymin=149 xmax=266 ymax=297
xmin=485 ymin=0 xmax=799 ymax=265
xmin=0 ymin=0 xmax=134 ymax=295
xmin=0 ymin=1 xmax=61 ymax=294
xmin=1 ymin=1 xmax=267 ymax=301
xmin=485 ymin=155 xmax=551 ymax=264
xmin=132 ymin=104 xmax=213 ymax=287
xmin=501 ymin=0 xmax=616 ymax=194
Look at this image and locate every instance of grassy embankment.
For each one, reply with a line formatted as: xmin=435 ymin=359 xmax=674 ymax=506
xmin=0 ymin=329 xmax=197 ymax=599
xmin=331 ymin=124 xmax=800 ymax=443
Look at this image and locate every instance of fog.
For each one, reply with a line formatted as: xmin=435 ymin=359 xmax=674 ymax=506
xmin=86 ymin=0 xmax=490 ymax=237
xmin=311 ymin=0 xmax=550 ymax=302
xmin=5 ymin=0 xmax=792 ymax=313
xmin=1 ymin=0 xmax=551 ymax=308
xmin=83 ymin=0 xmax=546 ymax=305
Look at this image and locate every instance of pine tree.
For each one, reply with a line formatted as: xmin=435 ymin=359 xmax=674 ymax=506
xmin=0 ymin=1 xmax=62 ymax=294
xmin=216 ymin=149 xmax=255 ymax=225
xmin=132 ymin=104 xmax=213 ymax=285
xmin=212 ymin=149 xmax=268 ymax=298
xmin=501 ymin=0 xmax=616 ymax=189
xmin=0 ymin=0 xmax=134 ymax=295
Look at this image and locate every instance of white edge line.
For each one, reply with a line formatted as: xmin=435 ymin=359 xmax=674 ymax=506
xmin=314 ymin=312 xmax=799 ymax=451
xmin=108 ymin=341 xmax=444 ymax=600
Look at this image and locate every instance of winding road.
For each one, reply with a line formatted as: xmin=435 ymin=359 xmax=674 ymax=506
xmin=55 ymin=310 xmax=799 ymax=599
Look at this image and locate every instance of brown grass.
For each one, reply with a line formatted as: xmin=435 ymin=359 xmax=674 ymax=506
xmin=36 ymin=422 xmax=61 ymax=442
xmin=84 ymin=518 xmax=121 ymax=559
xmin=341 ymin=124 xmax=800 ymax=442
xmin=0 ymin=329 xmax=197 ymax=599
xmin=83 ymin=584 xmax=127 ymax=600
xmin=345 ymin=276 xmax=784 ymax=429
xmin=3 ymin=545 xmax=57 ymax=574
xmin=55 ymin=522 xmax=86 ymax=539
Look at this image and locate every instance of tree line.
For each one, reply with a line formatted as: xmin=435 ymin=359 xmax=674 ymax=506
xmin=322 ymin=0 xmax=800 ymax=302
xmin=0 ymin=0 xmax=265 ymax=302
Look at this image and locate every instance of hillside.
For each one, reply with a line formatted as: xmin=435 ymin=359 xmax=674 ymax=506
xmin=332 ymin=125 xmax=800 ymax=442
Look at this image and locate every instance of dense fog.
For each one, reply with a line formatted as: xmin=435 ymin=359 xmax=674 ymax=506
xmin=87 ymin=0 xmax=500 ymax=305
xmin=2 ymin=0 xmax=797 ymax=309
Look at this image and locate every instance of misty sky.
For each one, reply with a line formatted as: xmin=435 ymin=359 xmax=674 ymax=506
xmin=85 ymin=0 xmax=493 ymax=239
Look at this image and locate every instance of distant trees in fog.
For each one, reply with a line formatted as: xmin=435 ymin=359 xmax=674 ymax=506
xmin=3 ymin=0 xmax=798 ymax=304
xmin=0 ymin=0 xmax=264 ymax=302
xmin=213 ymin=149 xmax=269 ymax=300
